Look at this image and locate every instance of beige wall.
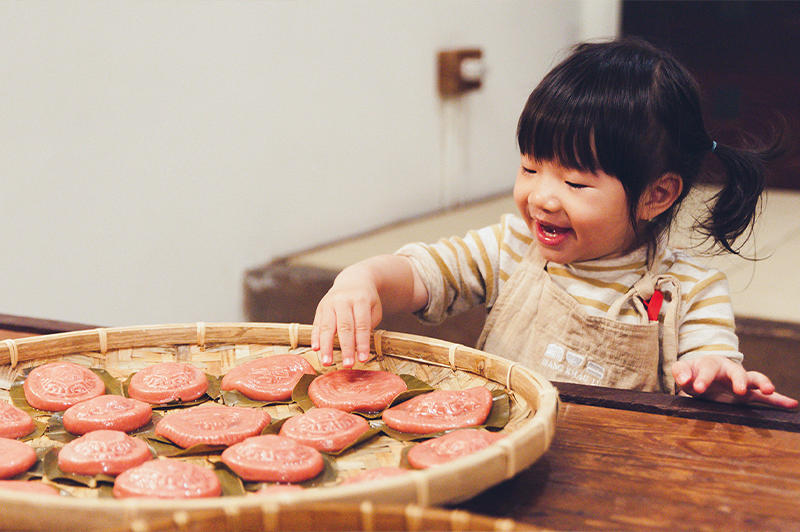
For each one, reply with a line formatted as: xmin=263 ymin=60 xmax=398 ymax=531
xmin=0 ymin=0 xmax=620 ymax=326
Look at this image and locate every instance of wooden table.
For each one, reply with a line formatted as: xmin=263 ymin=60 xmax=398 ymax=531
xmin=3 ymin=314 xmax=799 ymax=532
xmin=458 ymin=384 xmax=800 ymax=531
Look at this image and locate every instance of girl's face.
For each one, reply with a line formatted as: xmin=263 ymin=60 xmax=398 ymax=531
xmin=514 ymin=155 xmax=641 ymax=264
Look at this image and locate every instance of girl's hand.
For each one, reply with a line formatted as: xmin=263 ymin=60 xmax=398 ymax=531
xmin=310 ymin=254 xmax=429 ymax=369
xmin=311 ymin=267 xmax=383 ymax=368
xmin=672 ymin=356 xmax=799 ymax=409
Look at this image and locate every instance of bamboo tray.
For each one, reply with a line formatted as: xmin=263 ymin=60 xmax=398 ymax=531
xmin=0 ymin=323 xmax=558 ymax=532
xmin=102 ymin=502 xmax=538 ymax=532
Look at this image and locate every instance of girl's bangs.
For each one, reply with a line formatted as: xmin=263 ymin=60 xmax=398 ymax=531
xmin=517 ymin=92 xmax=608 ymax=175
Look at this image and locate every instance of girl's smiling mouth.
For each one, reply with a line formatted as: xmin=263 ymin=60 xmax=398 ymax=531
xmin=535 ymin=220 xmax=572 ymax=246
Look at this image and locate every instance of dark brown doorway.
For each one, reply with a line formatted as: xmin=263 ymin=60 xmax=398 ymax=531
xmin=622 ymin=1 xmax=800 ymax=190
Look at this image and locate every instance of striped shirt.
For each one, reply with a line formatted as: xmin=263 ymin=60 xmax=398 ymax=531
xmin=396 ymin=214 xmax=742 ymax=363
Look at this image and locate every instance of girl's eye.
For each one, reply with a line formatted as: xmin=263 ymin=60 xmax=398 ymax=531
xmin=522 ymin=166 xmax=537 ymax=175
xmin=566 ymin=181 xmax=587 ymax=189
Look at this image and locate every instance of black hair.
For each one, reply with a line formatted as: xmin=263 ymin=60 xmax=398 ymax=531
xmin=517 ymin=37 xmax=782 ymax=254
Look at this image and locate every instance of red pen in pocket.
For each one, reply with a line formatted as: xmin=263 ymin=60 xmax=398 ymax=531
xmin=644 ymin=290 xmax=664 ymax=321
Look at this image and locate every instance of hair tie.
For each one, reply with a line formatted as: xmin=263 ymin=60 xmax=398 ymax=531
xmin=711 ymin=140 xmax=717 ymax=152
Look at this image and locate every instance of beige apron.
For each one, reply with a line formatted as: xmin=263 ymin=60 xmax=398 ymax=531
xmin=477 ymin=245 xmax=681 ymax=393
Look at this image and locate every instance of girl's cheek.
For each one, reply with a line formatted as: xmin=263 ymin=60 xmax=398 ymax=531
xmin=512 ymin=184 xmax=527 ymax=211
xmin=513 ymin=189 xmax=532 ymax=220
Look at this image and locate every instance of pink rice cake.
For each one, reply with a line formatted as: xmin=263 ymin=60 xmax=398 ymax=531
xmin=57 ymin=430 xmax=153 ymax=476
xmin=113 ymin=458 xmax=221 ymax=499
xmin=155 ymin=403 xmax=271 ymax=448
xmin=62 ymin=395 xmax=153 ymax=435
xmin=0 ymin=401 xmax=35 ymax=439
xmin=279 ymin=407 xmax=369 ymax=453
xmin=221 ymin=354 xmax=316 ymax=401
xmin=221 ymin=434 xmax=324 ymax=483
xmin=23 ymin=361 xmax=106 ymax=412
xmin=308 ymin=369 xmax=407 ymax=413
xmin=382 ymin=387 xmax=493 ymax=434
xmin=406 ymin=429 xmax=505 ymax=469
xmin=127 ymin=362 xmax=208 ymax=404
xmin=0 ymin=438 xmax=37 ymax=479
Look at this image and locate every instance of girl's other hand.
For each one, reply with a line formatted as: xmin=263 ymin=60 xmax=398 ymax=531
xmin=672 ymin=356 xmax=799 ymax=409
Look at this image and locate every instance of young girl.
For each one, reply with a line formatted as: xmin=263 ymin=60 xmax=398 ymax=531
xmin=311 ymin=38 xmax=797 ymax=408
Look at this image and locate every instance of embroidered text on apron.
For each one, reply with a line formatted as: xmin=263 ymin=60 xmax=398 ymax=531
xmin=477 ymin=245 xmax=681 ymax=393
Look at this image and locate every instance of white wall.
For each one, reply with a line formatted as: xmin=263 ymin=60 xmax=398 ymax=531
xmin=0 ymin=0 xmax=619 ymax=327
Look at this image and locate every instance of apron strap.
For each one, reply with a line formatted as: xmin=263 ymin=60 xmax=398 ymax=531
xmin=606 ymin=245 xmax=675 ymax=323
xmin=605 ymin=249 xmax=682 ymax=394
xmin=658 ymin=276 xmax=681 ymax=393
xmin=607 ymin=271 xmax=659 ymax=324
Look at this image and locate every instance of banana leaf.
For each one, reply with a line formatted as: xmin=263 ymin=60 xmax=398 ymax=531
xmin=220 ymin=388 xmax=297 ymax=409
xmin=212 ymin=462 xmax=246 ymax=496
xmin=138 ymin=432 xmax=227 ymax=458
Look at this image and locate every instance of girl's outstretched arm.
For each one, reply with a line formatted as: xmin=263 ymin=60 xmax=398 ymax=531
xmin=311 ymin=255 xmax=429 ymax=368
xmin=672 ymin=355 xmax=798 ymax=409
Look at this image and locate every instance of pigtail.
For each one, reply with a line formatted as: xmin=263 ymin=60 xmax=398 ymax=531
xmin=699 ymin=133 xmax=786 ymax=255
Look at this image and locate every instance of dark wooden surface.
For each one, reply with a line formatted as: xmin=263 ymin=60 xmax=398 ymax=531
xmin=457 ymin=401 xmax=800 ymax=531
xmin=3 ymin=314 xmax=800 ymax=531
xmin=554 ymin=381 xmax=800 ymax=433
xmin=0 ymin=313 xmax=99 ymax=337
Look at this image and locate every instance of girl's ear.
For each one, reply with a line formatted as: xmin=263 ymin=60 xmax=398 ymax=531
xmin=638 ymin=173 xmax=683 ymax=221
